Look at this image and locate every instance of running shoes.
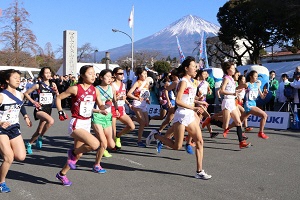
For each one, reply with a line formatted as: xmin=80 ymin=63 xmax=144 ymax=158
xmin=258 ymin=132 xmax=269 ymax=139
xmin=103 ymin=150 xmax=112 ymax=158
xmin=56 ymin=173 xmax=72 ymax=186
xmin=25 ymin=142 xmax=33 ymax=155
xmin=36 ymin=135 xmax=43 ymax=149
xmin=239 ymin=140 xmax=251 ymax=149
xmin=92 ymin=165 xmax=107 ymax=174
xmin=0 ymin=182 xmax=11 ymax=193
xmin=115 ymin=137 xmax=122 ymax=150
xmin=223 ymin=128 xmax=230 ymax=138
xmin=195 ymin=170 xmax=212 ymax=180
xmin=185 ymin=144 xmax=194 ymax=155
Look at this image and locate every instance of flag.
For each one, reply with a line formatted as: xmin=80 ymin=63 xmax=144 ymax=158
xmin=176 ymin=36 xmax=185 ymax=63
xmin=292 ymin=104 xmax=300 ymax=130
xmin=128 ymin=6 xmax=134 ymax=28
xmin=0 ymin=8 xmax=2 ymax=17
xmin=199 ymin=31 xmax=209 ymax=69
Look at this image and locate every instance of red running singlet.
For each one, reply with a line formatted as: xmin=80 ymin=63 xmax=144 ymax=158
xmin=71 ymin=84 xmax=96 ymax=120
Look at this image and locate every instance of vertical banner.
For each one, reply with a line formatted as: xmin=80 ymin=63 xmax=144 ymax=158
xmin=176 ymin=36 xmax=185 ymax=64
xmin=63 ymin=30 xmax=77 ymax=75
xmin=199 ymin=31 xmax=209 ymax=69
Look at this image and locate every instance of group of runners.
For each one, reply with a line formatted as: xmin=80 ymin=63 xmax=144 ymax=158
xmin=0 ymin=56 xmax=269 ymax=192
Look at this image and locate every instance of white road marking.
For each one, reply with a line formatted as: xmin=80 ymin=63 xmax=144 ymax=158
xmin=118 ymin=156 xmax=145 ymax=167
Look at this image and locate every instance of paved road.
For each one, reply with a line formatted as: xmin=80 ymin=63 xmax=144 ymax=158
xmin=1 ymin=107 xmax=300 ymax=200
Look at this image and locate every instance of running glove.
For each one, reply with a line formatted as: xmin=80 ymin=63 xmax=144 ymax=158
xmin=58 ymin=110 xmax=68 ymax=121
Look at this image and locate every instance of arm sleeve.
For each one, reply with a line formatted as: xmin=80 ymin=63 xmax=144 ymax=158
xmin=20 ymin=104 xmax=27 ymax=117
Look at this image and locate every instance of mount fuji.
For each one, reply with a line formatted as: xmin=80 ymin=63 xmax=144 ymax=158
xmin=102 ymin=15 xmax=220 ymax=61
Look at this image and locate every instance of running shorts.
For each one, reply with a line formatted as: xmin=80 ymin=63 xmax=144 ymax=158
xmin=68 ymin=118 xmax=91 ymax=135
xmin=172 ymin=108 xmax=195 ymax=127
xmin=92 ymin=113 xmax=112 ymax=129
xmin=222 ymin=99 xmax=237 ymax=113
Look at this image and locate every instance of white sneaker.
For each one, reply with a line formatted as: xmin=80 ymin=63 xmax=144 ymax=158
xmin=195 ymin=170 xmax=212 ymax=180
xmin=146 ymin=130 xmax=158 ymax=146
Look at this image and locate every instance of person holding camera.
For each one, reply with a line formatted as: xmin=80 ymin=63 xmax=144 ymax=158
xmin=277 ymin=74 xmax=290 ymax=112
xmin=265 ymin=71 xmax=279 ymax=111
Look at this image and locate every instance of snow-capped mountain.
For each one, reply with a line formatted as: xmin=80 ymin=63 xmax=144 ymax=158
xmin=101 ymin=15 xmax=220 ymax=61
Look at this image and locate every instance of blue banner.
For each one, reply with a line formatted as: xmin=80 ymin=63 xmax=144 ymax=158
xmin=199 ymin=31 xmax=209 ymax=69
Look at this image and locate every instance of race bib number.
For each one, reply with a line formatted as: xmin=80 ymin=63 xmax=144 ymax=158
xmin=80 ymin=101 xmax=95 ymax=117
xmin=189 ymin=87 xmax=196 ymax=105
xmin=79 ymin=95 xmax=95 ymax=117
xmin=140 ymin=89 xmax=150 ymax=99
xmin=199 ymin=87 xmax=207 ymax=96
xmin=117 ymin=100 xmax=125 ymax=106
xmin=39 ymin=93 xmax=53 ymax=104
xmin=116 ymin=91 xmax=126 ymax=106
xmin=249 ymin=90 xmax=258 ymax=100
xmin=1 ymin=109 xmax=20 ymax=124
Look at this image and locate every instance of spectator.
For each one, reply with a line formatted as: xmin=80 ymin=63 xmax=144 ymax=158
xmin=25 ymin=78 xmax=35 ymax=105
xmin=277 ymin=74 xmax=290 ymax=112
xmin=123 ymin=66 xmax=135 ymax=90
xmin=57 ymin=76 xmax=69 ymax=108
xmin=204 ymin=70 xmax=215 ymax=114
xmin=265 ymin=70 xmax=279 ymax=111
xmin=25 ymin=78 xmax=34 ymax=91
xmin=69 ymin=76 xmax=77 ymax=86
xmin=291 ymin=69 xmax=300 ymax=118
xmin=19 ymin=78 xmax=27 ymax=93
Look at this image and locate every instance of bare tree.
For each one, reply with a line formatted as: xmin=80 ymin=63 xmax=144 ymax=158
xmin=77 ymin=42 xmax=97 ymax=62
xmin=0 ymin=0 xmax=38 ymax=66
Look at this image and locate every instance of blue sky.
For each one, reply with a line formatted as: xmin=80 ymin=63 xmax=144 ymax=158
xmin=0 ymin=0 xmax=227 ymax=54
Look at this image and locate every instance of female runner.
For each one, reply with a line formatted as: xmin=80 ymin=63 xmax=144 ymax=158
xmin=55 ymin=65 xmax=105 ymax=186
xmin=0 ymin=69 xmax=31 ymax=192
xmin=91 ymin=69 xmax=119 ymax=167
xmin=24 ymin=67 xmax=58 ymax=154
xmin=111 ymin=67 xmax=135 ymax=150
xmin=146 ymin=57 xmax=212 ymax=179
xmin=127 ymin=67 xmax=151 ymax=147
xmin=238 ymin=70 xmax=269 ymax=139
xmin=219 ymin=62 xmax=251 ymax=148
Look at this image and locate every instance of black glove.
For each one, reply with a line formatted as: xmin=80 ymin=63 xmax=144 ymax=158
xmin=58 ymin=110 xmax=68 ymax=121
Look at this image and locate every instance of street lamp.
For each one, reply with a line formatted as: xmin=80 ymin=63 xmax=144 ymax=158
xmin=112 ymin=29 xmax=134 ymax=70
xmin=94 ymin=49 xmax=98 ymax=63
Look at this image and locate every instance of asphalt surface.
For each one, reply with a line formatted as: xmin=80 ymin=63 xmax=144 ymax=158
xmin=1 ymin=106 xmax=300 ymax=200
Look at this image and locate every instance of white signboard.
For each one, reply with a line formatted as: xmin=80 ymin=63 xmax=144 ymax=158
xmin=124 ymin=104 xmax=161 ymax=117
xmin=246 ymin=111 xmax=290 ymax=130
xmin=147 ymin=104 xmax=161 ymax=117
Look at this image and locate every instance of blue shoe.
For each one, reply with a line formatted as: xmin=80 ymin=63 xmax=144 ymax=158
xmin=137 ymin=142 xmax=146 ymax=148
xmin=0 ymin=182 xmax=11 ymax=193
xmin=156 ymin=141 xmax=163 ymax=153
xmin=185 ymin=144 xmax=194 ymax=155
xmin=25 ymin=142 xmax=33 ymax=154
xmin=36 ymin=136 xmax=43 ymax=149
xmin=92 ymin=165 xmax=107 ymax=174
